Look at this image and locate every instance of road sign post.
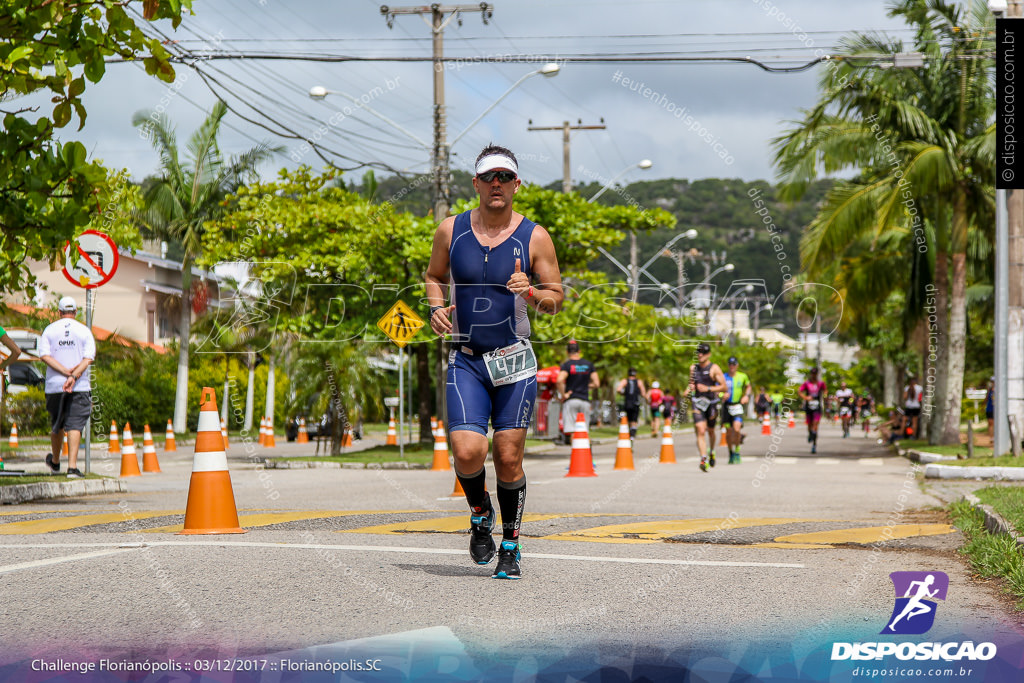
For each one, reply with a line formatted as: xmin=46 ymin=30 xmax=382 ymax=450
xmin=376 ymin=301 xmax=425 ymax=460
xmin=62 ymin=230 xmax=119 ymax=475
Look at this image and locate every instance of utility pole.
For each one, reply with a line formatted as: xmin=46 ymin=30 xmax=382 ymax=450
xmin=381 ymin=3 xmax=493 ymax=439
xmin=381 ymin=3 xmax=493 ymax=221
xmin=1008 ymin=2 xmax=1024 ymax=455
xmin=526 ymin=119 xmax=606 ymax=192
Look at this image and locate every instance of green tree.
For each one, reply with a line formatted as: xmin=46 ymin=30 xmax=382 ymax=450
xmin=772 ymin=0 xmax=994 ymax=444
xmin=133 ymin=101 xmax=280 ymax=433
xmin=0 ymin=0 xmax=190 ymax=294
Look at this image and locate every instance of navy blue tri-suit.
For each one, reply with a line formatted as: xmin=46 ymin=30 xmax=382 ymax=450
xmin=445 ymin=209 xmax=538 ymax=435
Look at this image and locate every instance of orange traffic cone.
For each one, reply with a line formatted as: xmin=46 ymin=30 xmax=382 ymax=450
xmin=719 ymin=427 xmax=728 ymax=447
xmin=431 ymin=420 xmax=452 ymax=471
xmin=451 ymin=475 xmax=465 ymax=497
xmin=164 ymin=419 xmax=176 ymax=452
xmin=264 ymin=418 xmax=276 ymax=447
xmin=566 ymin=412 xmax=597 ymax=477
xmin=342 ymin=426 xmax=353 ymax=448
xmin=787 ymin=412 xmax=796 ymax=429
xmin=221 ymin=417 xmax=229 ymax=450
xmin=430 ymin=416 xmax=438 ymax=437
xmin=297 ymin=417 xmax=309 ymax=444
xmin=8 ymin=423 xmax=17 ymax=450
xmin=258 ymin=416 xmax=267 ymax=446
xmin=385 ymin=412 xmax=397 ymax=446
xmin=761 ymin=413 xmax=772 ymax=435
xmin=613 ymin=415 xmax=634 ymax=471
xmin=106 ymin=420 xmax=119 ymax=456
xmin=142 ymin=424 xmax=162 ymax=473
xmin=179 ymin=387 xmax=246 ymax=535
xmin=120 ymin=423 xmax=141 ymax=477
xmin=659 ymin=423 xmax=677 ymax=463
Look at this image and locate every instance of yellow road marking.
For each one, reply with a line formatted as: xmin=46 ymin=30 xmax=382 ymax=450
xmin=141 ymin=510 xmax=428 ymax=534
xmin=772 ymin=524 xmax=956 ymax=547
xmin=0 ymin=511 xmax=181 ymax=535
xmin=341 ymin=512 xmax=633 ymax=536
xmin=541 ymin=518 xmax=816 ymax=544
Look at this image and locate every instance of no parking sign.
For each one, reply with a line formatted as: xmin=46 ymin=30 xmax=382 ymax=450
xmin=62 ymin=230 xmax=119 ymax=289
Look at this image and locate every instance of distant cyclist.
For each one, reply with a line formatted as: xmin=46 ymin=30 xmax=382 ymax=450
xmin=722 ymin=357 xmax=752 ymax=464
xmin=799 ymin=368 xmax=827 ymax=454
xmin=682 ymin=342 xmax=727 ymax=472
xmin=615 ymin=367 xmax=647 ymax=439
xmin=835 ymin=381 xmax=855 ymax=438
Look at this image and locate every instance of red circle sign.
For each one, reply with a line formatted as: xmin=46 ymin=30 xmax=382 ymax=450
xmin=62 ymin=230 xmax=119 ymax=289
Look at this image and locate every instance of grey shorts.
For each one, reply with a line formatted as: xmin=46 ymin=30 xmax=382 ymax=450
xmin=46 ymin=392 xmax=93 ymax=433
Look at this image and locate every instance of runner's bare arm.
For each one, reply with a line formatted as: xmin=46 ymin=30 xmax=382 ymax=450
xmin=709 ymin=365 xmax=729 ymax=394
xmin=526 ymin=225 xmax=563 ymax=315
xmin=424 ymin=218 xmax=456 ymax=335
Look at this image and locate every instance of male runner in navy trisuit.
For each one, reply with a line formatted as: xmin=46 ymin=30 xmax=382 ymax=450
xmin=425 ymin=144 xmax=564 ymax=579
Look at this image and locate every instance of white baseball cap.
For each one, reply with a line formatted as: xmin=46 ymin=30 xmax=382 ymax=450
xmin=58 ymin=296 xmax=78 ymax=312
xmin=652 ymin=381 xmax=660 ymax=388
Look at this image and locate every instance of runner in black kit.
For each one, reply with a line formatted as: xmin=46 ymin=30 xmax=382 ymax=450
xmin=681 ymin=342 xmax=727 ymax=472
xmin=616 ymin=367 xmax=647 ymax=439
xmin=425 ymin=144 xmax=564 ymax=579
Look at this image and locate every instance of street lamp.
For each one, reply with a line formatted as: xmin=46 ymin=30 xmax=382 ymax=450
xmin=308 ymin=85 xmax=431 ymax=149
xmin=450 ymin=63 xmax=560 ymax=147
xmin=588 ymin=158 xmax=653 ymax=203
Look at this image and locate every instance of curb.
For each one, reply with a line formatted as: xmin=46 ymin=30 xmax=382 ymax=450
xmin=959 ymin=493 xmax=1024 ymax=550
xmin=905 ymin=449 xmax=959 ymax=464
xmin=264 ymin=459 xmax=429 ymax=470
xmin=0 ymin=478 xmax=126 ymax=505
xmin=924 ymin=464 xmax=1024 ymax=480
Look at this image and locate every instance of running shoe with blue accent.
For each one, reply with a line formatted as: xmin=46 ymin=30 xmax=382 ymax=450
xmin=492 ymin=540 xmax=521 ymax=579
xmin=469 ymin=506 xmax=496 ymax=565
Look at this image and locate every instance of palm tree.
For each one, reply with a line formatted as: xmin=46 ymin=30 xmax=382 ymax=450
xmin=772 ymin=0 xmax=994 ymax=444
xmin=133 ymin=101 xmax=280 ymax=433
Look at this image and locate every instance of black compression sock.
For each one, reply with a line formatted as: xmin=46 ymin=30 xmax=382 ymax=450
xmin=457 ymin=466 xmax=489 ymax=512
xmin=496 ymin=476 xmax=526 ymax=542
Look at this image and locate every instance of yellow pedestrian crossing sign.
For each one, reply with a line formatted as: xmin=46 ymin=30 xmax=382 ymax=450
xmin=377 ymin=300 xmax=425 ymax=348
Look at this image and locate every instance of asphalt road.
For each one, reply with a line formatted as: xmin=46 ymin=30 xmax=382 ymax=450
xmin=1 ymin=419 xmax=1022 ymax=681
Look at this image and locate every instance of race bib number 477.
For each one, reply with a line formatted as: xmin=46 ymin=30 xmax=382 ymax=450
xmin=484 ymin=341 xmax=537 ymax=387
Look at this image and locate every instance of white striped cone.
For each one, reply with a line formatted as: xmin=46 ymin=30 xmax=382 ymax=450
xmin=220 ymin=417 xmax=229 ymax=449
xmin=258 ymin=416 xmax=267 ymax=446
xmin=7 ymin=423 xmax=17 ymax=449
xmin=613 ymin=416 xmax=634 ymax=470
xmin=430 ymin=416 xmax=439 ymax=438
xmin=297 ymin=417 xmax=309 ymax=443
xmin=566 ymin=412 xmax=596 ymax=477
xmin=179 ymin=387 xmax=245 ymax=535
xmin=659 ymin=423 xmax=676 ymax=463
xmin=164 ymin=419 xmax=176 ymax=452
xmin=385 ymin=412 xmax=397 ymax=446
xmin=142 ymin=424 xmax=161 ymax=473
xmin=120 ymin=423 xmax=141 ymax=477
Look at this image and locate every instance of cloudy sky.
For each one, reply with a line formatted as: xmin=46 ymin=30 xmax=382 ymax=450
xmin=26 ymin=0 xmax=916 ymax=187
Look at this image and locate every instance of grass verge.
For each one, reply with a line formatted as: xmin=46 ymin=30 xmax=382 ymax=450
xmin=948 ymin=498 xmax=1024 ymax=610
xmin=900 ymin=439 xmax=994 ymax=460
xmin=974 ymin=486 xmax=1024 ymax=535
xmin=279 ymin=443 xmax=433 ymax=466
xmin=0 ymin=472 xmax=108 ymax=486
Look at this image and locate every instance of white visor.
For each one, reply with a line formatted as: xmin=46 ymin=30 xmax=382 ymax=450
xmin=476 ymin=154 xmax=518 ymax=176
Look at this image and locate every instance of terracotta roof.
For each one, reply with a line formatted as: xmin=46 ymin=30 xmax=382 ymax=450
xmin=3 ymin=303 xmax=168 ymax=354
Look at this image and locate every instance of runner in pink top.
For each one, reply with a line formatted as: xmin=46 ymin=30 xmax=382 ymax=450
xmin=798 ymin=367 xmax=828 ymax=454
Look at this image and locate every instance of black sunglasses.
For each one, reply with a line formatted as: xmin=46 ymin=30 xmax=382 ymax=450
xmin=477 ymin=170 xmax=517 ymax=183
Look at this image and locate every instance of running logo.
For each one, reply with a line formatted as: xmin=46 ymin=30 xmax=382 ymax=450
xmin=881 ymin=571 xmax=948 ymax=635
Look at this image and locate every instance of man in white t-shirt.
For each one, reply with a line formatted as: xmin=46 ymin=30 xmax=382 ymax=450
xmin=902 ymin=374 xmax=924 ymax=440
xmin=38 ymin=296 xmax=96 ymax=478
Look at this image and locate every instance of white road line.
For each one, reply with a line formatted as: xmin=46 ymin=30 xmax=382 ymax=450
xmin=859 ymin=458 xmax=885 ymax=466
xmin=815 ymin=459 xmax=841 ymax=465
xmin=0 ymin=548 xmax=138 ymax=575
xmin=0 ymin=542 xmax=805 ymax=569
xmin=775 ymin=457 xmax=798 ymax=465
